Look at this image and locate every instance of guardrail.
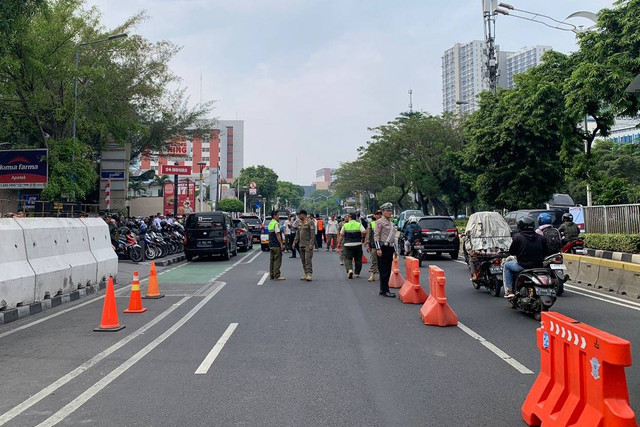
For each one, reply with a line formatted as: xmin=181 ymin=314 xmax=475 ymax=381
xmin=564 ymin=253 xmax=640 ymax=299
xmin=0 ymin=218 xmax=118 ymax=310
xmin=584 ymin=203 xmax=640 ymax=234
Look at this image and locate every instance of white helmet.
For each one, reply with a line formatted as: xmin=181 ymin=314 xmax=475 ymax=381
xmin=409 ymin=216 xmax=418 ymax=223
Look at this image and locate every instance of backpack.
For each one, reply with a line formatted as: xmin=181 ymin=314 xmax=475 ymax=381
xmin=542 ymin=227 xmax=561 ymax=253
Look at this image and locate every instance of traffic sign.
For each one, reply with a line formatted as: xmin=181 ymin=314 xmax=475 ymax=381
xmin=161 ymin=165 xmax=192 ymax=175
xmin=249 ymin=188 xmax=257 ymax=195
xmin=250 ymin=181 xmax=257 ymax=189
xmin=255 ymin=201 xmax=261 ymax=208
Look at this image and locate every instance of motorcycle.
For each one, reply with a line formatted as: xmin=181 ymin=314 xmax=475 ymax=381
xmin=409 ymin=240 xmax=424 ymax=267
xmin=468 ymin=252 xmax=508 ymax=297
xmin=544 ymin=253 xmax=567 ymax=296
xmin=505 ymin=257 xmax=558 ymax=321
xmin=561 ymin=237 xmax=585 ymax=255
xmin=114 ymin=227 xmax=144 ymax=263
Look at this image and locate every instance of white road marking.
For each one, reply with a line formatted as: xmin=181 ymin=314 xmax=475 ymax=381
xmin=0 ymin=262 xmax=189 ymax=340
xmin=194 ymin=323 xmax=238 ymax=374
xmin=0 ymin=296 xmax=190 ymax=426
xmin=454 ymin=260 xmax=468 ymax=265
xmin=457 ymin=321 xmax=534 ymax=375
xmin=244 ymin=250 xmax=262 ymax=264
xmin=257 ymin=273 xmax=269 ymax=286
xmin=565 ymin=284 xmax=640 ymax=311
xmin=36 ymin=283 xmax=227 ymax=427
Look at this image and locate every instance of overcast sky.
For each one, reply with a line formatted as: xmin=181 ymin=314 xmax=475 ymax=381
xmin=87 ymin=0 xmax=613 ymax=185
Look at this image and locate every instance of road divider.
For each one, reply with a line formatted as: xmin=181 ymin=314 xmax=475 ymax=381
xmin=564 ymin=253 xmax=640 ymax=299
xmin=522 ymin=311 xmax=636 ymax=426
xmin=398 ymin=257 xmax=427 ymax=304
xmin=388 ymin=258 xmax=404 ymax=289
xmin=420 ymin=265 xmax=458 ymax=327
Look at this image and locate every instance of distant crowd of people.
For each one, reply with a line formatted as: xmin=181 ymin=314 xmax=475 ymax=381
xmin=267 ymin=203 xmax=399 ymax=298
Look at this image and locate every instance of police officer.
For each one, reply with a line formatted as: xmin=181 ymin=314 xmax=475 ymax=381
xmin=294 ymin=209 xmax=315 ymax=281
xmin=268 ymin=211 xmax=285 ymax=280
xmin=365 ymin=210 xmax=382 ymax=282
xmin=374 ymin=203 xmax=397 ymax=297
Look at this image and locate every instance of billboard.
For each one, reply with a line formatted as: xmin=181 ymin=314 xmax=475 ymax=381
xmin=0 ymin=149 xmax=48 ymax=189
xmin=163 ymin=181 xmax=196 ymax=216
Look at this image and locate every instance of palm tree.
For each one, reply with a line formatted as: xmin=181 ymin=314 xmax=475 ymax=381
xmin=151 ymin=174 xmax=172 ymax=196
xmin=129 ymin=181 xmax=145 ymax=198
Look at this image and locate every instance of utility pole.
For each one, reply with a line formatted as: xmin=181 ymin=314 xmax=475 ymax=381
xmin=408 ymin=89 xmax=413 ymax=113
xmin=482 ymin=1 xmax=499 ymax=93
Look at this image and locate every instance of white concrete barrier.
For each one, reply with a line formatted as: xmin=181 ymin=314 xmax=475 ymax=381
xmin=0 ymin=219 xmax=36 ymax=309
xmin=81 ymin=218 xmax=117 ymax=284
xmin=60 ymin=218 xmax=99 ymax=287
xmin=17 ymin=218 xmax=75 ymax=301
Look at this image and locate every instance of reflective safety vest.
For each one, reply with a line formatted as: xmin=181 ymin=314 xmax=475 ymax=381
xmin=268 ymin=219 xmax=280 ymax=247
xmin=316 ymin=219 xmax=324 ymax=232
xmin=343 ymin=220 xmax=363 ymax=244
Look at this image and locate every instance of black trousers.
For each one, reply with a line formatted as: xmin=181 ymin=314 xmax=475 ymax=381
xmin=378 ymin=246 xmax=395 ymax=293
xmin=288 ymin=233 xmax=297 ymax=257
xmin=316 ymin=232 xmax=323 ymax=248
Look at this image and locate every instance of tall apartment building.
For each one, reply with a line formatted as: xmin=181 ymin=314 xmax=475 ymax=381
xmin=505 ymin=45 xmax=552 ymax=88
xmin=313 ymin=168 xmax=336 ymax=191
xmin=139 ymin=119 xmax=244 ymax=182
xmin=442 ymin=42 xmax=552 ymax=114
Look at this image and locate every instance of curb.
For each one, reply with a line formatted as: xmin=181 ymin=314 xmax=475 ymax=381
xmin=585 ymin=249 xmax=640 ymax=265
xmin=153 ymin=254 xmax=186 ymax=267
xmin=0 ymin=280 xmax=109 ymax=326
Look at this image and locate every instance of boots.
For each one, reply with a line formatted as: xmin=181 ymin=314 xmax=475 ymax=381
xmin=305 ymin=273 xmax=312 ymax=282
xmin=368 ymin=272 xmax=375 ymax=282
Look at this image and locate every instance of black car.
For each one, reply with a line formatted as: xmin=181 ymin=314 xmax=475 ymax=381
xmin=184 ymin=211 xmax=238 ymax=261
xmin=239 ymin=214 xmax=262 ymax=243
xmin=504 ymin=209 xmax=566 ymax=234
xmin=416 ymin=216 xmax=460 ymax=260
xmin=233 ymin=218 xmax=253 ymax=252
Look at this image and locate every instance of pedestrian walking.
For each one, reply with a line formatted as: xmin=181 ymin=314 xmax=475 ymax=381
xmin=374 ymin=203 xmax=397 ymax=297
xmin=315 ymin=215 xmax=324 ymax=249
xmin=365 ymin=210 xmax=382 ymax=282
xmin=325 ymin=213 xmax=339 ymax=251
xmin=268 ymin=211 xmax=285 ymax=280
xmin=293 ymin=210 xmax=315 ymax=281
xmin=288 ymin=214 xmax=298 ymax=258
xmin=338 ymin=215 xmax=348 ymax=265
xmin=338 ymin=215 xmax=366 ymax=279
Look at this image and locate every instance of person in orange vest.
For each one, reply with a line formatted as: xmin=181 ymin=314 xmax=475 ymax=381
xmin=315 ymin=214 xmax=324 ymax=250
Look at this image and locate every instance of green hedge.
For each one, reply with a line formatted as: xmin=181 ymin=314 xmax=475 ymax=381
xmin=583 ymin=233 xmax=640 ymax=254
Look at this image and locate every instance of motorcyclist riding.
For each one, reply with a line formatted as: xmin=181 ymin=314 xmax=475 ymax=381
xmin=535 ymin=212 xmax=561 ymax=254
xmin=504 ymin=217 xmax=549 ymax=298
xmin=403 ymin=216 xmax=422 ymax=255
xmin=558 ymin=213 xmax=580 ymax=245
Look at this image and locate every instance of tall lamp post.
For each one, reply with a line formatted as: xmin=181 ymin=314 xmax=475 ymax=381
xmin=197 ymin=161 xmax=207 ymax=212
xmin=242 ymin=186 xmax=248 ymax=213
xmin=73 ymin=33 xmax=128 ymax=140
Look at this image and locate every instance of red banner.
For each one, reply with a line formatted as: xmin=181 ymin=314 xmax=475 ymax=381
xmin=163 ymin=181 xmax=196 ymax=216
xmin=161 ymin=164 xmax=192 ymax=175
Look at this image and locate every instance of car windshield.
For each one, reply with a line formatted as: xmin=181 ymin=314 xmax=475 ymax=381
xmin=241 ymin=217 xmax=261 ymax=226
xmin=419 ymin=218 xmax=455 ymax=231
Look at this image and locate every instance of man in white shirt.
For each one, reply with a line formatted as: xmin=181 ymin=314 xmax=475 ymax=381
xmin=325 ymin=214 xmax=339 ymax=251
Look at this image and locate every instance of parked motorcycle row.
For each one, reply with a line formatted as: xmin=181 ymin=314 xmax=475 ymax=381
xmin=113 ymin=222 xmax=185 ymax=263
xmin=463 ymin=212 xmax=584 ymax=321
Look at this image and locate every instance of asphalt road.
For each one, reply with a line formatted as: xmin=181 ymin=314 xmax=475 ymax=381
xmin=0 ymin=247 xmax=638 ymax=426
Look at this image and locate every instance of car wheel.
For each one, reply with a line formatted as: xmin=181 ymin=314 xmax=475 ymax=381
xmin=222 ymin=246 xmax=230 ymax=260
xmin=450 ymin=250 xmax=458 ymax=260
xmin=185 ymin=253 xmax=193 ymax=262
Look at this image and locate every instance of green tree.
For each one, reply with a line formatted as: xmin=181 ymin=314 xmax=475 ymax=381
xmin=217 ymin=198 xmax=243 ymax=213
xmin=151 ymin=174 xmax=171 ymax=196
xmin=235 ymin=165 xmax=278 ymax=210
xmin=128 ymin=180 xmax=145 ymax=198
xmin=275 ymin=181 xmax=304 ymax=209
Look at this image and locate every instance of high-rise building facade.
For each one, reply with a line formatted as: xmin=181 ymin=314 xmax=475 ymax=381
xmin=139 ymin=119 xmax=244 ymax=181
xmin=505 ymin=45 xmax=552 ymax=88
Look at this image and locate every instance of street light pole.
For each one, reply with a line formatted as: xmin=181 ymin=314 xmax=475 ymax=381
xmin=198 ymin=161 xmax=206 ymax=212
xmin=242 ymin=186 xmax=248 ymax=213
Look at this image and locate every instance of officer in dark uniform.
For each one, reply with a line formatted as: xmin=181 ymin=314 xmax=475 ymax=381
xmin=374 ymin=203 xmax=397 ymax=298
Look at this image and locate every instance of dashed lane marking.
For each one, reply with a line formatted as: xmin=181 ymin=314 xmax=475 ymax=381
xmin=457 ymin=321 xmax=534 ymax=375
xmin=194 ymin=323 xmax=239 ymax=374
xmin=257 ymin=273 xmax=269 ymax=286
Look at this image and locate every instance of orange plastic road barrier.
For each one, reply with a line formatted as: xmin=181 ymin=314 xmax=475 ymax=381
xmin=94 ymin=276 xmax=125 ymax=332
xmin=143 ymin=261 xmax=165 ymax=299
xmin=389 ymin=258 xmax=405 ymax=289
xmin=420 ymin=266 xmax=458 ymax=327
xmin=522 ymin=311 xmax=637 ymax=427
xmin=124 ymin=271 xmax=147 ymax=313
xmin=398 ymin=257 xmax=427 ymax=304
xmin=362 ymin=253 xmax=368 ymax=264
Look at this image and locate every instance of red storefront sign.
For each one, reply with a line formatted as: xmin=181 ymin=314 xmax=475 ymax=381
xmin=161 ymin=164 xmax=192 ymax=175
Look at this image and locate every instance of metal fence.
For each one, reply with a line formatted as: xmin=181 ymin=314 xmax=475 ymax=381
xmin=584 ymin=204 xmax=640 ymax=234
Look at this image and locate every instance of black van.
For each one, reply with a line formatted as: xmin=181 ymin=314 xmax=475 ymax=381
xmin=184 ymin=211 xmax=238 ymax=261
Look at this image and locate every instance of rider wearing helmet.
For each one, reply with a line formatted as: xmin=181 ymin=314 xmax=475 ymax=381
xmin=503 ymin=216 xmax=549 ymax=298
xmin=403 ymin=216 xmax=422 ymax=255
xmin=558 ymin=213 xmax=580 ymax=244
xmin=535 ymin=212 xmax=561 ymax=254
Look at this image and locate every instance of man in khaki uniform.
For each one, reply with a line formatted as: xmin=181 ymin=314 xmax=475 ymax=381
xmin=374 ymin=203 xmax=397 ymax=298
xmin=365 ymin=210 xmax=382 ymax=282
xmin=294 ymin=209 xmax=316 ymax=281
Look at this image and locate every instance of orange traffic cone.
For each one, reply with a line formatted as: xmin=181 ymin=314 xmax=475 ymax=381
xmin=362 ymin=253 xmax=368 ymax=264
xmin=143 ymin=261 xmax=164 ymax=299
xmin=124 ymin=271 xmax=147 ymax=313
xmin=94 ymin=276 xmax=125 ymax=332
xmin=389 ymin=257 xmax=405 ymax=288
